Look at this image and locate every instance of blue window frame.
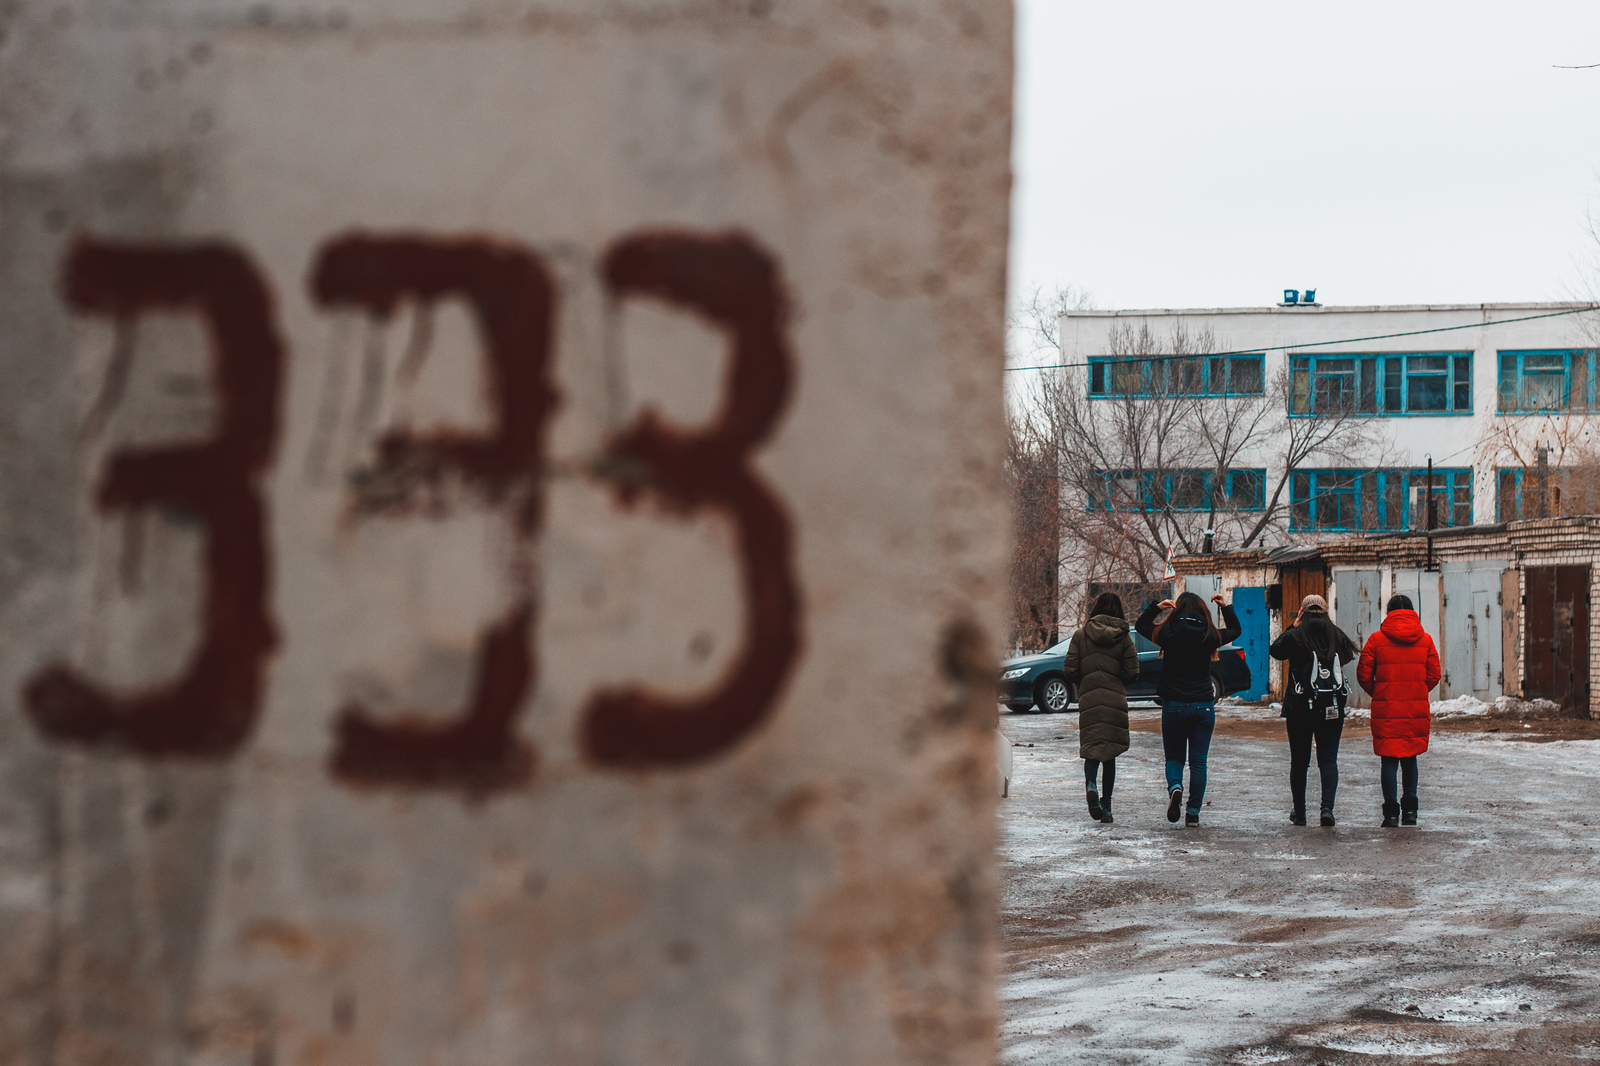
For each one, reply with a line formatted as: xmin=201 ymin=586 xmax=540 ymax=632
xmin=1288 ymin=353 xmax=1471 ymax=415
xmin=1496 ymin=466 xmax=1600 ymax=520
xmin=1095 ymin=468 xmax=1267 ymax=511
xmin=1087 ymin=354 xmax=1265 ymax=398
xmin=1496 ymin=350 xmax=1598 ymax=412
xmin=1291 ymin=468 xmax=1472 ymax=531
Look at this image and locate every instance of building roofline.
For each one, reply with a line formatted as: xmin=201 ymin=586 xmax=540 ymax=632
xmin=1172 ymin=515 xmax=1600 ymax=573
xmin=1063 ymin=302 xmax=1595 ymax=318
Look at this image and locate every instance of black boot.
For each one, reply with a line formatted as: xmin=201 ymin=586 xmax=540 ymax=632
xmin=1086 ymin=790 xmax=1103 ymax=821
xmin=1290 ymin=807 xmax=1307 ymax=826
xmin=1320 ymin=806 xmax=1336 ymax=827
xmin=1167 ymin=787 xmax=1183 ymax=823
xmin=1381 ymin=801 xmax=1400 ymax=828
xmin=1099 ymin=796 xmax=1114 ymax=824
xmin=1401 ymin=796 xmax=1418 ymax=826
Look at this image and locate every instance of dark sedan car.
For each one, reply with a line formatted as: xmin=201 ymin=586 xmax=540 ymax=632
xmin=998 ymin=630 xmax=1252 ymax=713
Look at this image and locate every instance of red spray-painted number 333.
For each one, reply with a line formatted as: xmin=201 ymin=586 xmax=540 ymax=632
xmin=22 ymin=232 xmax=801 ymax=794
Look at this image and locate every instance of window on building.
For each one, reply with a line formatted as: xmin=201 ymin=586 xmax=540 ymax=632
xmin=1312 ymin=359 xmax=1356 ymax=412
xmin=1496 ymin=350 xmax=1599 ymax=412
xmin=1291 ymin=468 xmax=1472 ymax=530
xmin=1288 ymin=353 xmax=1472 ymax=416
xmin=1165 ymin=470 xmax=1207 ymax=510
xmin=1093 ymin=468 xmax=1268 ymax=511
xmin=1496 ymin=465 xmax=1600 ymax=521
xmin=1225 ymin=469 xmax=1265 ymax=509
xmin=1087 ymin=354 xmax=1266 ymax=398
xmin=1225 ymin=356 xmax=1264 ymax=394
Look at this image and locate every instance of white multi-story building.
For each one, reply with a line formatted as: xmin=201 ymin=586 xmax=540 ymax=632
xmin=1047 ymin=299 xmax=1600 ymax=707
xmin=1055 ymin=300 xmax=1599 ymax=545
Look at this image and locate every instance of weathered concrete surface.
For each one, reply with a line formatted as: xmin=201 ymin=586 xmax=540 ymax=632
xmin=0 ymin=3 xmax=1013 ymax=1063
xmin=999 ymin=707 xmax=1600 ymax=1064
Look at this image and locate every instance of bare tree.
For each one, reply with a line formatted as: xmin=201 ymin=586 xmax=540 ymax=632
xmin=1002 ymin=284 xmax=1094 ymax=651
xmin=1009 ymin=318 xmax=1389 ymax=623
xmin=1007 ymin=283 xmax=1096 ymax=367
xmin=1479 ymin=234 xmax=1600 ymax=520
xmin=1004 ymin=411 xmax=1061 ymax=652
xmin=1240 ymin=366 xmax=1391 ymax=545
xmin=1474 ymin=402 xmax=1600 ymax=520
xmin=1027 ymin=323 xmax=1279 ymax=585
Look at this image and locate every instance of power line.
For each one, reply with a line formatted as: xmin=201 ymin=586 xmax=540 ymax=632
xmin=1004 ymin=305 xmax=1599 ymax=373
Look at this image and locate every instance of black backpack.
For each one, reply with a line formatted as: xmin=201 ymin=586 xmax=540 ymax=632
xmin=1293 ymin=651 xmax=1347 ymax=719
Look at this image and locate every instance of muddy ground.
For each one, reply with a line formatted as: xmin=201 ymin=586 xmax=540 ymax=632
xmin=998 ymin=704 xmax=1600 ymax=1065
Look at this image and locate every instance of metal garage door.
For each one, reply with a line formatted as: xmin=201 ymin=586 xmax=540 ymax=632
xmin=1333 ymin=569 xmax=1380 ymax=708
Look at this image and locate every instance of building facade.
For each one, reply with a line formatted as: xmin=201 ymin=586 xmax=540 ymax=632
xmin=1048 ymin=300 xmax=1600 ymax=714
xmin=1058 ymin=301 xmax=1599 ymax=539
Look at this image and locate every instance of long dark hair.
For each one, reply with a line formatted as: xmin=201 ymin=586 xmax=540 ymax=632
xmin=1153 ymin=591 xmax=1220 ymax=644
xmin=1088 ymin=591 xmax=1124 ymax=621
xmin=1296 ymin=608 xmax=1358 ymax=662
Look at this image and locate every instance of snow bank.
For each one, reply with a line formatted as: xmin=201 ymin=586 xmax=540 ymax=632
xmin=1433 ymin=695 xmax=1491 ymax=718
xmin=1348 ymin=694 xmax=1563 ymax=721
xmin=1487 ymin=695 xmax=1563 ymax=718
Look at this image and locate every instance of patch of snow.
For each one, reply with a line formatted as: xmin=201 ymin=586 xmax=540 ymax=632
xmin=1488 ymin=695 xmax=1562 ymax=718
xmin=1303 ymin=1032 xmax=1464 ymax=1057
xmin=1433 ymin=694 xmax=1490 ymax=718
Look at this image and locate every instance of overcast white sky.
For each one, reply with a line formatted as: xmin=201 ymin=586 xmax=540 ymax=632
xmin=1010 ymin=2 xmax=1600 ymax=314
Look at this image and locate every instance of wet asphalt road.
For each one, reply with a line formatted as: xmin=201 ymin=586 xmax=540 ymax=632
xmin=998 ymin=707 xmax=1600 ymax=1065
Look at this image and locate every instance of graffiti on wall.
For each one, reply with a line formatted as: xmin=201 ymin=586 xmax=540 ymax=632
xmin=24 ymin=231 xmax=802 ymax=792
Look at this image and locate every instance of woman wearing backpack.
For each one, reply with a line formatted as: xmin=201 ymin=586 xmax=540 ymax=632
xmin=1136 ymin=590 xmax=1240 ymax=827
xmin=1269 ymin=594 xmax=1359 ymax=827
xmin=1063 ymin=591 xmax=1141 ymax=824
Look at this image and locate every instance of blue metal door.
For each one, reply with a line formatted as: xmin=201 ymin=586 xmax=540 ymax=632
xmin=1232 ymin=586 xmax=1270 ymax=701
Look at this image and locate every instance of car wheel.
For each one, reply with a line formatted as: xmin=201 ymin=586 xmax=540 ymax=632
xmin=1036 ymin=676 xmax=1073 ymax=714
xmin=1211 ymin=674 xmax=1225 ymax=701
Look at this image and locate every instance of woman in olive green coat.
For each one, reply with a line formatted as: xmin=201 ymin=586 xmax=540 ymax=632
xmin=1063 ymin=591 xmax=1141 ymax=824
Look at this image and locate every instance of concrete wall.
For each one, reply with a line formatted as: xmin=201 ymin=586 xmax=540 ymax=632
xmin=0 ymin=3 xmax=1014 ymax=1063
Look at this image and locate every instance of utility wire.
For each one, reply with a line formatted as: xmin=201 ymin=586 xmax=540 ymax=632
xmin=1004 ymin=305 xmax=1599 ymax=373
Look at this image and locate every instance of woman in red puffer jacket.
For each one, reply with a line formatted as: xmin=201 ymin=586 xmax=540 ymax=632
xmin=1355 ymin=594 xmax=1440 ymax=828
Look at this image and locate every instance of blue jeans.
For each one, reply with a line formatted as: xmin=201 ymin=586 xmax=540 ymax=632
xmin=1381 ymin=755 xmax=1419 ymax=804
xmin=1162 ymin=701 xmax=1216 ymax=814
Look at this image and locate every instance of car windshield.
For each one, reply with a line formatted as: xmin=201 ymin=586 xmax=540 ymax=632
xmin=1044 ymin=638 xmax=1072 ymax=655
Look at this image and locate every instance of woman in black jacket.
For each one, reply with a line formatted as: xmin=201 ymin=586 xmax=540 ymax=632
xmin=1136 ymin=591 xmax=1240 ymax=828
xmin=1269 ymin=593 xmax=1359 ymax=827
